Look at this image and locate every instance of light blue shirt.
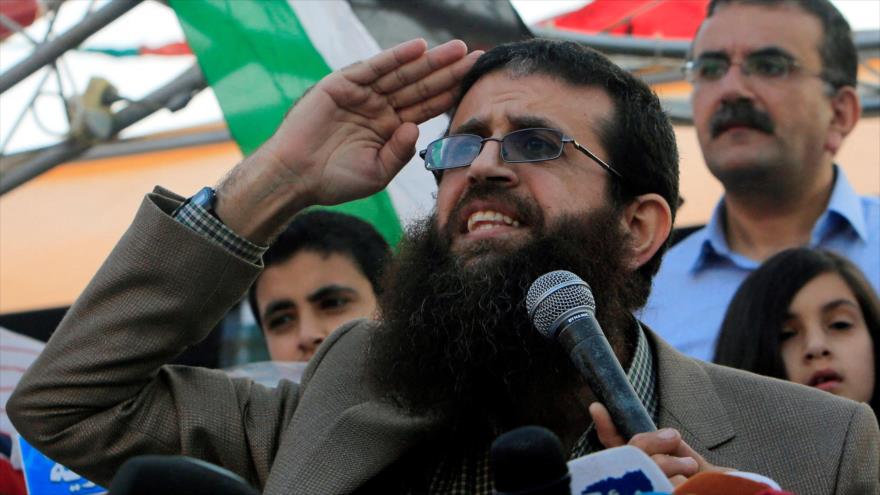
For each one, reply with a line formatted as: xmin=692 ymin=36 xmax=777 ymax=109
xmin=640 ymin=166 xmax=880 ymax=362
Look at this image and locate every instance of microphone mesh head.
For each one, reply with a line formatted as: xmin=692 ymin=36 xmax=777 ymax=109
xmin=526 ymin=270 xmax=595 ymax=338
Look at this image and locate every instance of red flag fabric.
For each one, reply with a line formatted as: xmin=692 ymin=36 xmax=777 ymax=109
xmin=140 ymin=41 xmax=192 ymax=56
xmin=550 ymin=0 xmax=709 ymax=40
xmin=0 ymin=0 xmax=40 ymax=40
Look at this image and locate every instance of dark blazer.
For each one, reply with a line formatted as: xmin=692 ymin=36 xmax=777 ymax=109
xmin=8 ymin=190 xmax=879 ymax=495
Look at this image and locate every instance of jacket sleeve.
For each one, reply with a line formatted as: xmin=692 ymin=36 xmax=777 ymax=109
xmin=6 ymin=188 xmax=299 ymax=488
xmin=835 ymin=402 xmax=880 ymax=494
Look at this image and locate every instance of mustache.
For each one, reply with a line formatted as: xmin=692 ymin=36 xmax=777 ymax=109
xmin=443 ymin=183 xmax=543 ymax=239
xmin=709 ymin=100 xmax=774 ymax=138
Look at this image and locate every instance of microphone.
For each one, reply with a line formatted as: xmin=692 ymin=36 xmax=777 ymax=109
xmin=109 ymin=455 xmax=260 ymax=495
xmin=568 ymin=445 xmax=673 ymax=493
xmin=490 ymin=426 xmax=571 ymax=495
xmin=526 ymin=270 xmax=656 ymax=440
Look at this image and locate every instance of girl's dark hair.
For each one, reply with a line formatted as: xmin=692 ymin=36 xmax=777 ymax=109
xmin=713 ymin=248 xmax=880 ymax=413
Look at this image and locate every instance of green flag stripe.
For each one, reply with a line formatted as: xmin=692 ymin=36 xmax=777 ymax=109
xmin=171 ymin=0 xmax=402 ymax=246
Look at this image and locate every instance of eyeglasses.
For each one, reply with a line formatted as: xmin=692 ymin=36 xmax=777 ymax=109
xmin=419 ymin=127 xmax=622 ymax=179
xmin=684 ymin=51 xmax=824 ymax=85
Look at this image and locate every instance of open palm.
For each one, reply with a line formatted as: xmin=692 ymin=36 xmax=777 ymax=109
xmin=261 ymin=39 xmax=480 ymax=207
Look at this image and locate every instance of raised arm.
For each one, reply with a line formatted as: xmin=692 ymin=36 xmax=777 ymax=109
xmin=216 ymin=38 xmax=481 ymax=244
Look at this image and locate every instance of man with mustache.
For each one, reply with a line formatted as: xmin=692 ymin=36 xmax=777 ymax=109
xmin=8 ymin=38 xmax=878 ymax=494
xmin=642 ymin=0 xmax=880 ymax=361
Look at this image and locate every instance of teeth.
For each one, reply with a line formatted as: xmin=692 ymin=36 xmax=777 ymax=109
xmin=467 ymin=210 xmax=520 ymax=233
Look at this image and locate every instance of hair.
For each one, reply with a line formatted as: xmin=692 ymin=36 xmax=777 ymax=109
xmin=714 ymin=248 xmax=880 ymax=413
xmin=450 ymin=38 xmax=680 ymax=305
xmin=705 ymin=0 xmax=857 ymax=89
xmin=247 ymin=210 xmax=391 ymax=328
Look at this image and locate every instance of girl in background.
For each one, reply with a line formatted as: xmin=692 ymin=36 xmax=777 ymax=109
xmin=714 ymin=248 xmax=879 ymax=415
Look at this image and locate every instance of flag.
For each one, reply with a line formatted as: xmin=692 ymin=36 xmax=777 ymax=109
xmin=171 ymin=0 xmax=431 ymax=245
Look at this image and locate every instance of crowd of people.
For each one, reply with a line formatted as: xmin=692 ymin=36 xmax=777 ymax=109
xmin=4 ymin=0 xmax=879 ymax=493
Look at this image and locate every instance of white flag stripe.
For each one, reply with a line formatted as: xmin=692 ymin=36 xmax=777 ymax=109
xmin=287 ymin=0 xmax=442 ymax=227
xmin=286 ymin=1 xmax=381 ymax=72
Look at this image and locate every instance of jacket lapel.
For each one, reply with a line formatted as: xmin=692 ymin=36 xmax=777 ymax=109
xmin=270 ymin=400 xmax=437 ymax=494
xmin=649 ymin=331 xmax=736 ymax=452
xmin=263 ymin=320 xmax=441 ymax=494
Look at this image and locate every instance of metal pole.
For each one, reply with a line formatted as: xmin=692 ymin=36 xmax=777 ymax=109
xmin=0 ymin=64 xmax=206 ymax=195
xmin=112 ymin=66 xmax=206 ymax=132
xmin=854 ymin=30 xmax=880 ymax=52
xmin=0 ymin=13 xmax=38 ymax=45
xmin=0 ymin=0 xmax=142 ymax=95
xmin=530 ymin=26 xmax=691 ymax=58
xmin=0 ymin=141 xmax=91 ymax=194
xmin=533 ymin=27 xmax=878 ymax=59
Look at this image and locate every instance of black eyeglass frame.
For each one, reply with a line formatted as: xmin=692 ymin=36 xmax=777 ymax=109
xmin=682 ymin=50 xmax=827 ymax=85
xmin=418 ymin=127 xmax=623 ymax=180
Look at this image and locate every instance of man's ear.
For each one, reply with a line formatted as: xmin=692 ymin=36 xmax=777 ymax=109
xmin=620 ymin=193 xmax=672 ymax=271
xmin=825 ymin=86 xmax=860 ymax=155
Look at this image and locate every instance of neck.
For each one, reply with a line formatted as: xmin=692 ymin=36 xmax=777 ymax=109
xmin=722 ymin=166 xmax=835 ymax=261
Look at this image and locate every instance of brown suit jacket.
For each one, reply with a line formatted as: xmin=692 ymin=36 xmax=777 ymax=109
xmin=9 ymin=190 xmax=880 ymax=495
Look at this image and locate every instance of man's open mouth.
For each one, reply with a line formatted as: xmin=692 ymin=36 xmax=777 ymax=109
xmin=466 ymin=210 xmax=521 ymax=233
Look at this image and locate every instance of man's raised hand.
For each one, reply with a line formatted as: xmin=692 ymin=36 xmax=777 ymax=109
xmin=216 ymin=39 xmax=481 ymax=243
xmin=270 ymin=39 xmax=478 ymax=203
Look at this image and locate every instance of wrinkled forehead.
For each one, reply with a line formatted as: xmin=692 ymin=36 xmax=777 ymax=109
xmin=450 ymin=68 xmax=563 ymax=126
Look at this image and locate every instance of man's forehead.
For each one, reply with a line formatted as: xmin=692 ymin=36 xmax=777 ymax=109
xmin=692 ymin=2 xmax=823 ymax=60
xmin=449 ymin=72 xmax=614 ymax=137
xmin=449 ymin=114 xmax=565 ymax=135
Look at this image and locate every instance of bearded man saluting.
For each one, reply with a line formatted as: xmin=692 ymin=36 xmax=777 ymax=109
xmin=9 ymin=36 xmax=878 ymax=495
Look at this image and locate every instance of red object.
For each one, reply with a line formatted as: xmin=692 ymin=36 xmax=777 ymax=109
xmin=140 ymin=41 xmax=192 ymax=56
xmin=0 ymin=0 xmax=40 ymax=40
xmin=550 ymin=0 xmax=710 ymax=40
xmin=0 ymin=456 xmax=26 ymax=495
xmin=673 ymin=471 xmax=773 ymax=495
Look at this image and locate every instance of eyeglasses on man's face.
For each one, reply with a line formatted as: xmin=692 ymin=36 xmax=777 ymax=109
xmin=684 ymin=49 xmax=825 ymax=85
xmin=418 ymin=127 xmax=622 ymax=180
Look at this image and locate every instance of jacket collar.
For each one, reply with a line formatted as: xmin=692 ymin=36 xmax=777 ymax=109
xmin=269 ymin=320 xmax=439 ymax=494
xmin=691 ymin=165 xmax=866 ymax=273
xmin=648 ymin=330 xmax=736 ymax=451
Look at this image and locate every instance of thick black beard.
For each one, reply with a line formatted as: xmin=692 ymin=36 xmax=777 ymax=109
xmin=367 ymin=201 xmax=644 ymax=440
